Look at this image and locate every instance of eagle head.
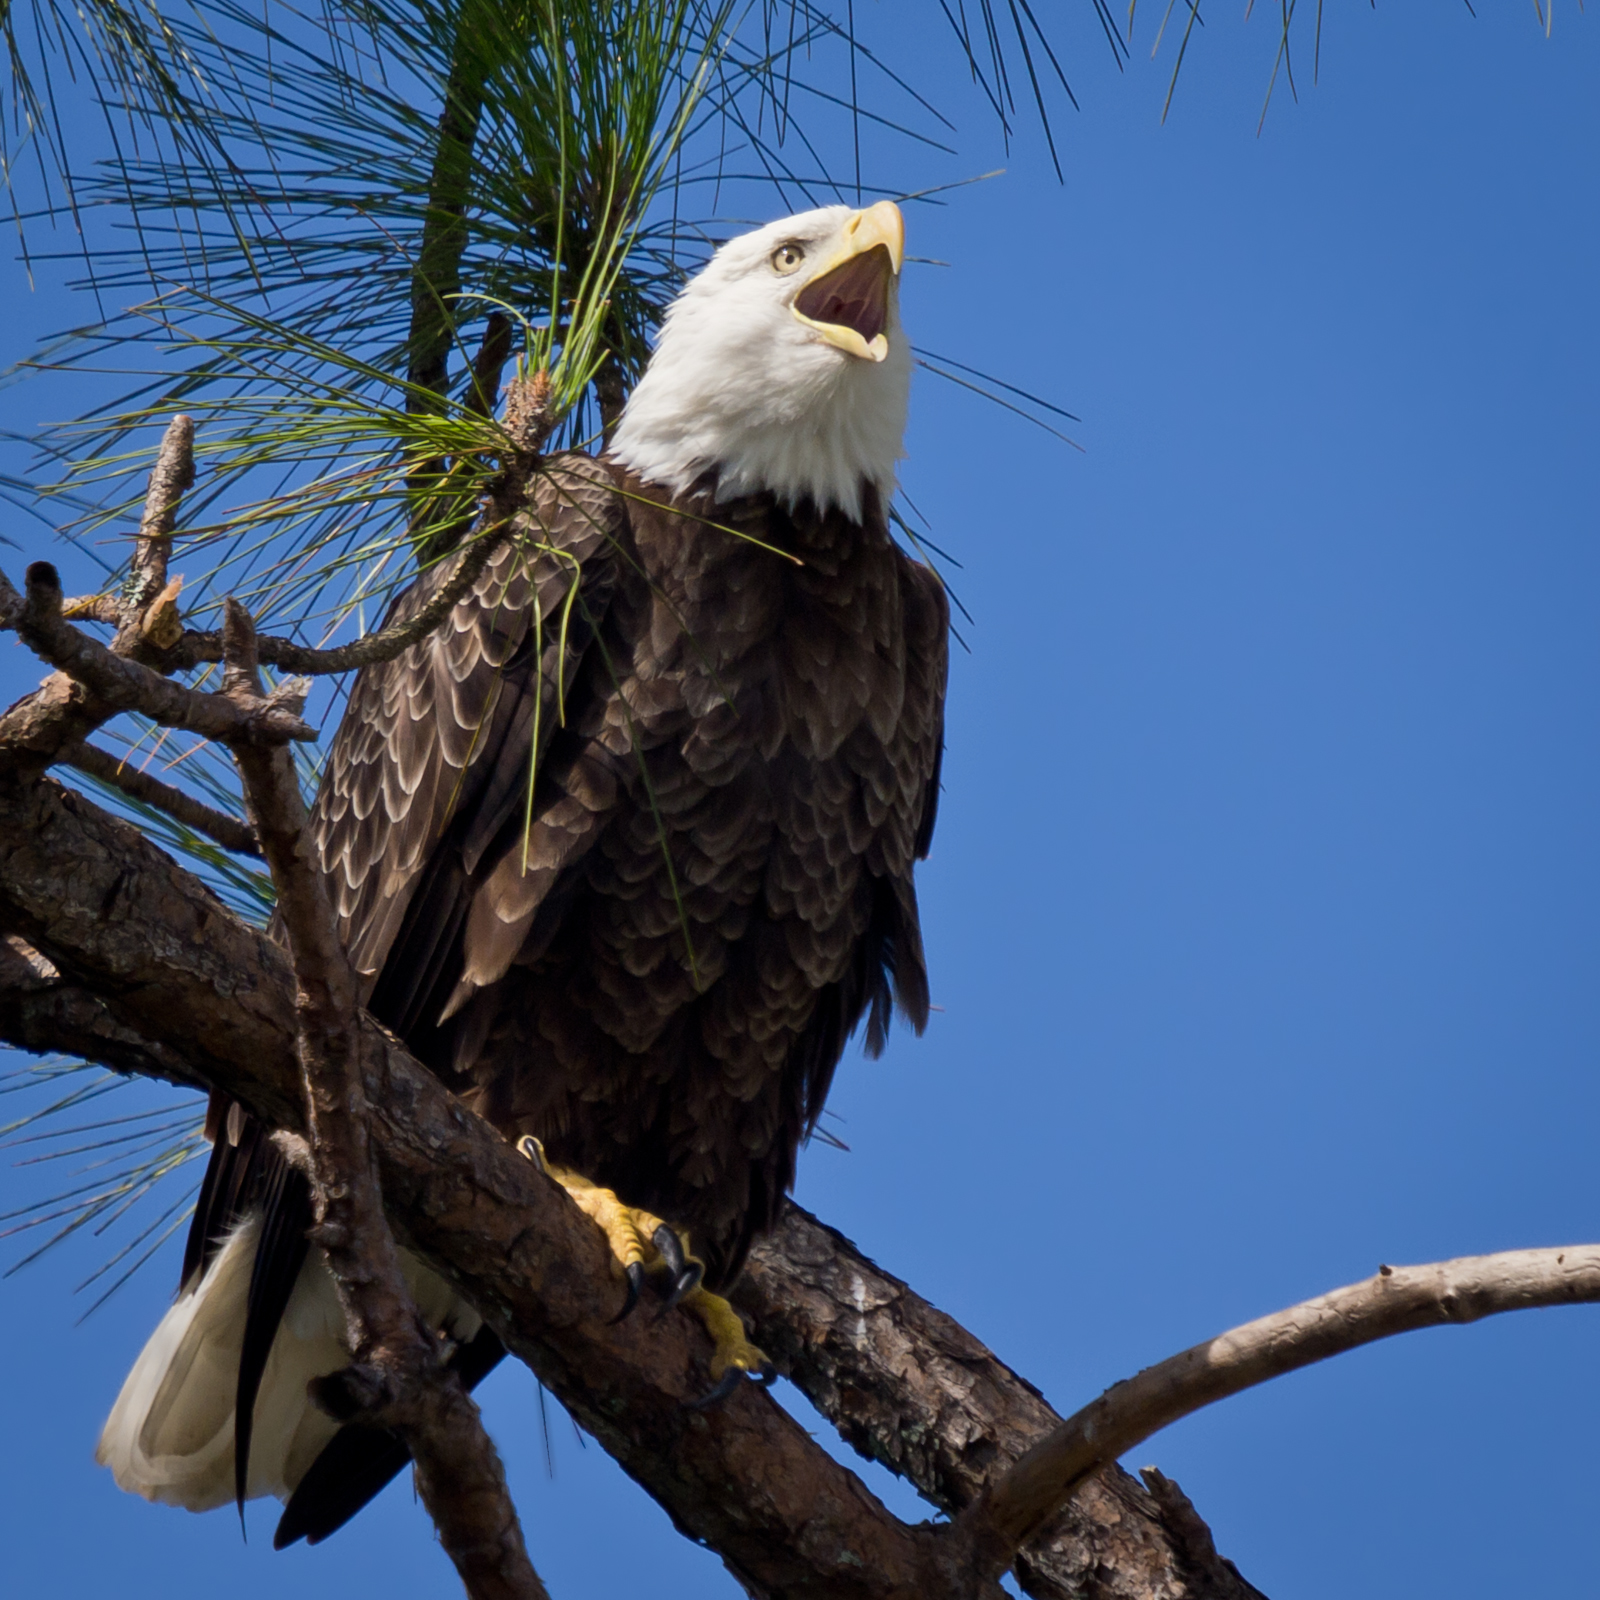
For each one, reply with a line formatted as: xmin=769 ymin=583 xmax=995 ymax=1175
xmin=610 ymin=202 xmax=910 ymax=523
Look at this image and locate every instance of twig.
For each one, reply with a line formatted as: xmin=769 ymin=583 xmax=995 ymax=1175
xmin=62 ymin=593 xmax=122 ymax=625
xmin=220 ymin=599 xmax=549 ymax=1600
xmin=167 ymin=373 xmax=550 ymax=678
xmin=60 ymin=740 xmax=260 ymax=855
xmin=468 ymin=311 xmax=515 ymax=417
xmin=956 ymin=1245 xmax=1600 ymax=1582
xmin=123 ymin=414 xmax=195 ymax=627
xmin=0 ymin=419 xmax=198 ymax=765
xmin=171 ymin=519 xmax=515 ymax=677
xmin=1 ymin=563 xmax=316 ymax=749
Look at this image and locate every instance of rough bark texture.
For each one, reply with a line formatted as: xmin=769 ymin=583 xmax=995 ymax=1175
xmin=0 ymin=773 xmax=992 ymax=1600
xmin=0 ymin=935 xmax=206 ymax=1089
xmin=223 ymin=600 xmax=547 ymax=1600
xmin=741 ymin=1210 xmax=1267 ymax=1600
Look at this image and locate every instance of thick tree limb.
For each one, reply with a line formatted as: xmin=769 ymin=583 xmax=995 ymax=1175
xmin=0 ymin=774 xmax=986 ymax=1600
xmin=14 ymin=767 xmax=1598 ymax=1595
xmin=219 ymin=599 xmax=548 ymax=1600
xmin=740 ymin=1210 xmax=1267 ymax=1600
xmin=60 ymin=740 xmax=260 ymax=854
xmin=955 ymin=1247 xmax=1600 ymax=1583
xmin=0 ymin=937 xmax=205 ymax=1089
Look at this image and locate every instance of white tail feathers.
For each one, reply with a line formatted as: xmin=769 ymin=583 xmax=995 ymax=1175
xmin=97 ymin=1215 xmax=482 ymax=1513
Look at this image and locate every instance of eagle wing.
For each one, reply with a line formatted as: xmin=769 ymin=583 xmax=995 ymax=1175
xmin=312 ymin=453 xmax=626 ymax=1029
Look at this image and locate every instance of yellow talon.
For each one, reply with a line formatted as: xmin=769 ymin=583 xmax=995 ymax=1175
xmin=682 ymin=1286 xmax=771 ymax=1381
xmin=515 ymin=1136 xmax=688 ymax=1290
xmin=515 ymin=1136 xmax=768 ymax=1392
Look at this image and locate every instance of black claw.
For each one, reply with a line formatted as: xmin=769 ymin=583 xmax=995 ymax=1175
xmin=669 ymin=1262 xmax=703 ymax=1306
xmin=652 ymin=1225 xmax=686 ymax=1277
xmin=609 ymin=1262 xmax=646 ymax=1325
xmin=688 ymin=1368 xmax=745 ymax=1411
xmin=651 ymin=1226 xmax=704 ymax=1305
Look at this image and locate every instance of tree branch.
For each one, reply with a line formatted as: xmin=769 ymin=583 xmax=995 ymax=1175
xmin=0 ymin=563 xmax=316 ymax=755
xmin=122 ymin=413 xmax=195 ymax=633
xmin=60 ymin=740 xmax=259 ymax=854
xmin=0 ymin=419 xmax=198 ymax=768
xmin=740 ymin=1209 xmax=1268 ymax=1600
xmin=0 ymin=773 xmax=983 ymax=1600
xmin=407 ymin=3 xmax=491 ymax=559
xmin=956 ymin=1246 xmax=1600 ymax=1583
xmin=0 ymin=937 xmax=206 ymax=1090
xmin=165 ymin=517 xmax=514 ymax=678
xmin=219 ymin=599 xmax=547 ymax=1600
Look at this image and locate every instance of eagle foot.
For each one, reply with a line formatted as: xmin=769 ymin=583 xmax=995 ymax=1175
xmin=515 ymin=1136 xmax=703 ymax=1320
xmin=681 ymin=1285 xmax=775 ymax=1406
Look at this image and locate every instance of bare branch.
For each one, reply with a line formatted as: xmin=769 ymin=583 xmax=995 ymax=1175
xmin=0 ymin=422 xmax=199 ymax=767
xmin=957 ymin=1246 xmax=1600 ymax=1582
xmin=122 ymin=414 xmax=196 ymax=632
xmin=62 ymin=593 xmax=123 ymax=626
xmin=0 ymin=562 xmax=316 ymax=755
xmin=219 ymin=599 xmax=548 ymax=1600
xmin=60 ymin=740 xmax=260 ymax=855
xmin=740 ymin=1209 xmax=1267 ymax=1600
xmin=172 ymin=519 xmax=514 ymax=678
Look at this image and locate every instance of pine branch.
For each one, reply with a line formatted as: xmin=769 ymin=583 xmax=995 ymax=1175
xmin=170 ymin=520 xmax=512 ymax=677
xmin=407 ymin=0 xmax=494 ymax=557
xmin=0 ymin=773 xmax=984 ymax=1600
xmin=9 ymin=766 xmax=1600 ymax=1599
xmin=0 ymin=562 xmax=315 ymax=756
xmin=739 ymin=1208 xmax=1269 ymax=1600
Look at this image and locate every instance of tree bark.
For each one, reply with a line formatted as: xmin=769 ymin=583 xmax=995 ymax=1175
xmin=741 ymin=1209 xmax=1266 ymax=1600
xmin=0 ymin=772 xmax=990 ymax=1600
xmin=221 ymin=599 xmax=547 ymax=1600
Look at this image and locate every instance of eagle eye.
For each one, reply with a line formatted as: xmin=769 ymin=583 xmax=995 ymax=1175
xmin=770 ymin=242 xmax=806 ymax=276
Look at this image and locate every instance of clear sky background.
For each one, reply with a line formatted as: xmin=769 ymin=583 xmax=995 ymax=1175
xmin=2 ymin=5 xmax=1598 ymax=1598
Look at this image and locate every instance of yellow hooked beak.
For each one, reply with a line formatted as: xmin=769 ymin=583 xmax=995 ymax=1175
xmin=791 ymin=201 xmax=905 ymax=363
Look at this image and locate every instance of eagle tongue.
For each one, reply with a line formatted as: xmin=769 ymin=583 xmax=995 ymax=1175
xmin=795 ymin=246 xmax=891 ymax=345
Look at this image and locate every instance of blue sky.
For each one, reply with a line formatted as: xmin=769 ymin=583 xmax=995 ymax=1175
xmin=2 ymin=6 xmax=1598 ymax=1598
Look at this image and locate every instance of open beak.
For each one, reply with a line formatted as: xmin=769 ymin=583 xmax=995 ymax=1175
xmin=791 ymin=201 xmax=904 ymax=363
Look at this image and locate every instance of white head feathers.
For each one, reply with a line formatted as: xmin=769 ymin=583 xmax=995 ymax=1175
xmin=609 ymin=203 xmax=911 ymax=523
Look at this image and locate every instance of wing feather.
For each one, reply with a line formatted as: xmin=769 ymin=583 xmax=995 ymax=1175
xmin=310 ymin=456 xmax=625 ymax=990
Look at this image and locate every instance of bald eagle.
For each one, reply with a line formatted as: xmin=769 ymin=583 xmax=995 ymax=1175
xmin=97 ymin=202 xmax=949 ymax=1545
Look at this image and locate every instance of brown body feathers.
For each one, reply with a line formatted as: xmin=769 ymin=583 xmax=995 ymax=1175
xmin=317 ymin=454 xmax=949 ymax=1285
